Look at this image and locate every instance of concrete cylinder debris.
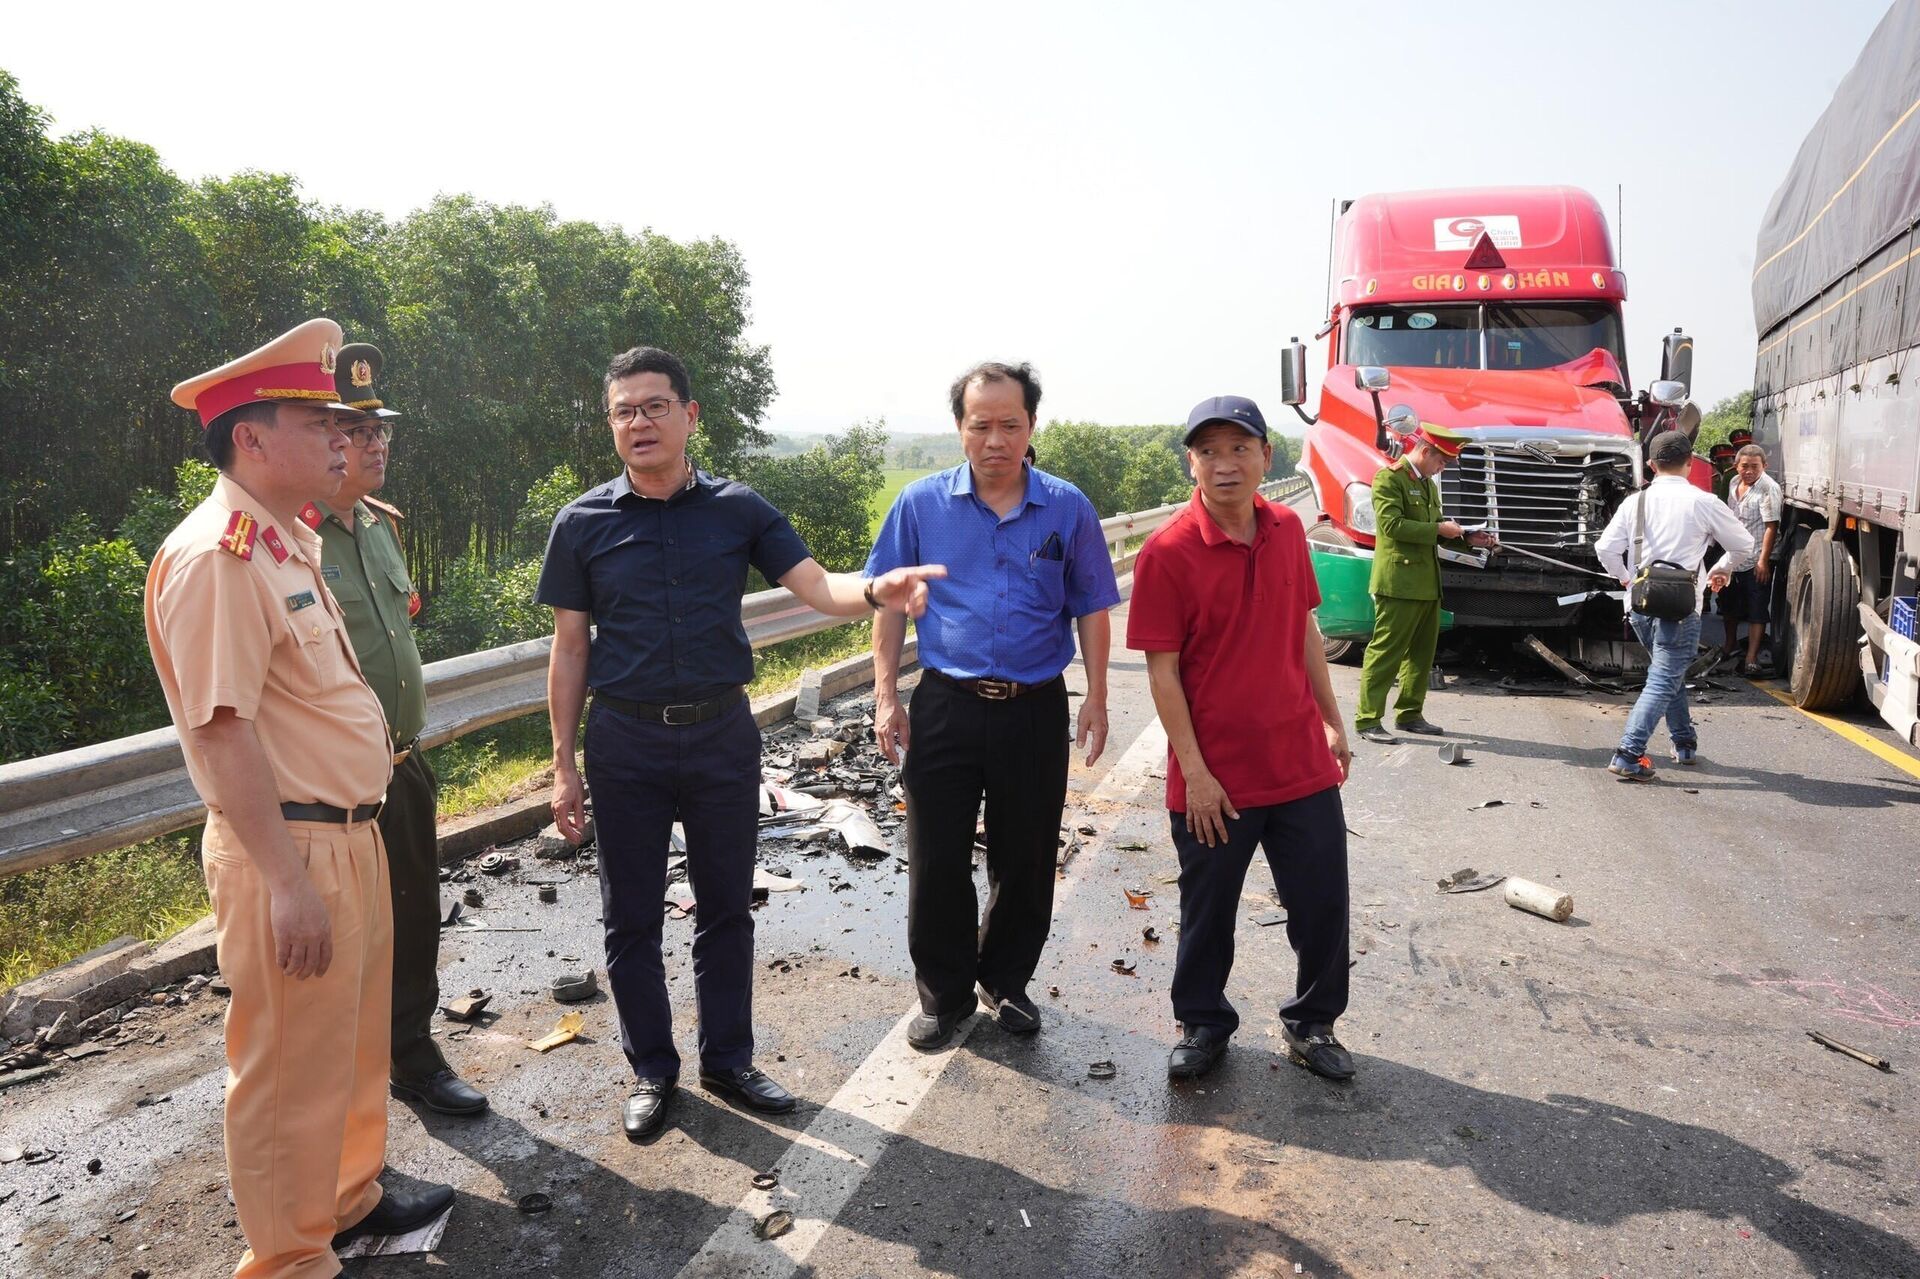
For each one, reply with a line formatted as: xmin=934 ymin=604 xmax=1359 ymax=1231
xmin=1503 ymin=877 xmax=1573 ymax=922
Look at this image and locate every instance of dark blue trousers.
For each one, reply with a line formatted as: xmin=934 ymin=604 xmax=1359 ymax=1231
xmin=585 ymin=697 xmax=761 ymax=1080
xmin=1169 ymin=785 xmax=1349 ymax=1036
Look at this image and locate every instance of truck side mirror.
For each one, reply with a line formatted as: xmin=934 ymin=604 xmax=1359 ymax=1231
xmin=1648 ymin=380 xmax=1687 ymax=407
xmin=1384 ymin=404 xmax=1418 ymax=436
xmin=1660 ymin=329 xmax=1693 ymax=395
xmin=1355 ymin=366 xmax=1391 ymax=394
xmin=1280 ymin=338 xmax=1309 ymax=406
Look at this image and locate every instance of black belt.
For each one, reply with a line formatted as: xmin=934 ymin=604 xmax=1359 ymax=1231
xmin=595 ymin=687 xmax=744 ymax=726
xmin=925 ymin=670 xmax=1062 ymax=701
xmin=281 ymin=801 xmax=383 ymax=824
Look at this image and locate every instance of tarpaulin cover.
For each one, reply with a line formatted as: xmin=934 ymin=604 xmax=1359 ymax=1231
xmin=1753 ymin=0 xmax=1920 ymax=339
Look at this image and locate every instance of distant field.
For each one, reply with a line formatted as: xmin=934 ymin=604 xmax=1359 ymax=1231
xmin=872 ymin=467 xmax=936 ymax=533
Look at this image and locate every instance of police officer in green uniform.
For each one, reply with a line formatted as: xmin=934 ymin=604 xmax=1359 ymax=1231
xmin=303 ymin=343 xmax=488 ymax=1116
xmin=1353 ymin=423 xmax=1496 ymax=745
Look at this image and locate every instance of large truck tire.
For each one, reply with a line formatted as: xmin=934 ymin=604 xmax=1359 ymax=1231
xmin=1306 ymin=521 xmax=1363 ymax=664
xmin=1783 ymin=529 xmax=1861 ymax=710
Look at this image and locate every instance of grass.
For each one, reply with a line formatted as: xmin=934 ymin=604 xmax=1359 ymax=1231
xmin=1 ymin=624 xmax=882 ymax=989
xmin=873 ymin=467 xmax=936 ymax=535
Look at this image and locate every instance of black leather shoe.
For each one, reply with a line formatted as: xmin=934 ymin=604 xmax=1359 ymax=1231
xmin=1395 ymin=716 xmax=1444 ymax=736
xmin=1282 ymin=1023 xmax=1356 ymax=1080
xmin=977 ymin=984 xmax=1041 ymax=1034
xmin=331 ymin=1182 xmax=454 ymax=1247
xmin=390 ymin=1069 xmax=489 ymax=1117
xmin=699 ymin=1065 xmax=797 ymax=1114
xmin=623 ymin=1077 xmax=676 ymax=1140
xmin=1167 ymin=1025 xmax=1230 ymax=1079
xmin=906 ymin=1009 xmax=971 ymax=1050
xmin=1357 ymin=725 xmax=1398 ymax=745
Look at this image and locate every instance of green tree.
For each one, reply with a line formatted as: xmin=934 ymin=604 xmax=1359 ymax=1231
xmin=1033 ymin=420 xmax=1130 ymax=515
xmin=738 ymin=421 xmax=888 ymax=572
xmin=1117 ymin=440 xmax=1191 ymax=512
xmin=1695 ymin=391 xmax=1754 ymax=451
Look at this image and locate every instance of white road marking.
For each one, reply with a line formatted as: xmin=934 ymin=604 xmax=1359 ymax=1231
xmin=674 ymin=720 xmax=1170 ymax=1279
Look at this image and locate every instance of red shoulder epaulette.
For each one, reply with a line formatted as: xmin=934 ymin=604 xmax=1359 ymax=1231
xmin=259 ymin=524 xmax=290 ymax=564
xmin=219 ymin=510 xmax=258 ymax=561
xmin=297 ymin=502 xmax=324 ymax=530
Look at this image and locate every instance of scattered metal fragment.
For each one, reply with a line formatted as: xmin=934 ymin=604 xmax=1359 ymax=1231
xmin=1110 ymin=957 xmax=1136 ymax=976
xmin=1087 ymin=1060 xmax=1117 ymax=1080
xmin=1437 ymin=868 xmax=1506 ymax=894
xmin=1047 ymin=985 xmax=1060 ymax=997
xmin=443 ymin=991 xmax=491 ymax=1022
xmin=0 ymin=1146 xmax=20 ymax=1164
xmin=751 ymin=1172 xmax=779 ymax=1191
xmin=479 ymin=852 xmax=519 ymax=876
xmin=1020 ymin=1208 xmax=1032 ymax=1228
xmin=462 ymin=887 xmax=485 ymax=909
xmin=1115 ymin=841 xmax=1148 ymax=851
xmin=753 ymin=1209 xmax=795 ymax=1240
xmin=1807 ymin=1029 xmax=1893 ymax=1072
xmin=22 ymin=1149 xmax=58 ymax=1165
xmin=517 ymin=1192 xmax=552 ymax=1215
xmin=1437 ymin=742 xmax=1467 ymax=766
xmin=551 ymin=971 xmax=598 ymax=1003
xmin=538 ymin=885 xmax=558 ymax=904
xmin=1123 ymin=887 xmax=1152 ymax=909
xmin=1142 ymin=926 xmax=1160 ymax=943
xmin=1250 ymin=911 xmax=1287 ymax=927
xmin=526 ymin=1011 xmax=585 ymax=1053
xmin=1520 ymin=633 xmax=1620 ymax=691
xmin=1076 ymin=824 xmax=1096 ymax=836
xmin=1469 ymin=799 xmax=1507 ymax=811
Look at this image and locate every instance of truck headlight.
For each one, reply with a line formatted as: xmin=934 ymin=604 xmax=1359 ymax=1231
xmin=1344 ymin=482 xmax=1376 ymax=534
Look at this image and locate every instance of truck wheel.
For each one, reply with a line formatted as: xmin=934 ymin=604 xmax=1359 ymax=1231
xmin=1784 ymin=529 xmax=1861 ymax=710
xmin=1306 ymin=522 xmax=1362 ymax=663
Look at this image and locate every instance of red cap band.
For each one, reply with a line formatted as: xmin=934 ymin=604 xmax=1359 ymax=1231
xmin=191 ymin=361 xmax=342 ymax=429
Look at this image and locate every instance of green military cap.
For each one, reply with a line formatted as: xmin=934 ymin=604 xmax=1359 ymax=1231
xmin=335 ymin=342 xmax=401 ymax=418
xmin=1410 ymin=422 xmax=1469 ymax=457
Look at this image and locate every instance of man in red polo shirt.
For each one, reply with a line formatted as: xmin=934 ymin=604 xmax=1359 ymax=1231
xmin=1128 ymin=395 xmax=1354 ymax=1083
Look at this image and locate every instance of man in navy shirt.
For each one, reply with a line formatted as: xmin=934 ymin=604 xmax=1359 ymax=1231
xmin=868 ymin=361 xmax=1121 ymax=1050
xmin=537 ymin=346 xmax=942 ymax=1142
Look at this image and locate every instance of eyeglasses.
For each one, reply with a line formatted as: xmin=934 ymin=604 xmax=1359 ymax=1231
xmin=609 ymin=398 xmax=686 ymax=427
xmin=343 ymin=421 xmax=394 ymax=449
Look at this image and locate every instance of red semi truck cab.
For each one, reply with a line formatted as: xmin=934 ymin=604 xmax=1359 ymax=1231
xmin=1286 ymin=186 xmax=1700 ymax=635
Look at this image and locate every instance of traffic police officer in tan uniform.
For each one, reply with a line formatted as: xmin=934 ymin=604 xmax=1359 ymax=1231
xmin=1353 ymin=422 xmax=1497 ymax=744
xmin=147 ymin=319 xmax=453 ymax=1277
xmin=301 ymin=343 xmax=486 ymax=1116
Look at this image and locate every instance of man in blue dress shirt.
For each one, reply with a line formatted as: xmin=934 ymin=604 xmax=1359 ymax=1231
xmin=537 ymin=346 xmax=943 ymax=1142
xmin=868 ymin=361 xmax=1121 ymax=1050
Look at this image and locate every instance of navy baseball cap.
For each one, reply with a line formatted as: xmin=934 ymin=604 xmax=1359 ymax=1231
xmin=1184 ymin=395 xmax=1269 ymax=445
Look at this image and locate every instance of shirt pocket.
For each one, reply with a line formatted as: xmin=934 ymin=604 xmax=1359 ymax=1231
xmin=282 ymin=606 xmax=351 ymax=698
xmin=1023 ymin=557 xmax=1067 ymax=613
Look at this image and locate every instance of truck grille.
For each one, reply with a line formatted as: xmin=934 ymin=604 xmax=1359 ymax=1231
xmin=1438 ymin=444 xmax=1628 ymax=557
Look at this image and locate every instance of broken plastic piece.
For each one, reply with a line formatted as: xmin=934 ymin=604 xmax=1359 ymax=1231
xmin=551 ymin=971 xmax=598 ymax=1003
xmin=526 ymin=1011 xmax=584 ymax=1053
xmin=1123 ymin=887 xmax=1152 ymax=910
xmin=1087 ymin=1060 xmax=1117 ymax=1080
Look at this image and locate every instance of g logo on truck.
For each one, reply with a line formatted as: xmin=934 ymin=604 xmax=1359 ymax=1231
xmin=1448 ymin=218 xmax=1486 ymax=239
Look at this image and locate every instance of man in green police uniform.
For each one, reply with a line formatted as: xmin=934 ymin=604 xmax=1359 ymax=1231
xmin=1354 ymin=423 xmax=1497 ymax=745
xmin=302 ymin=343 xmax=488 ymax=1116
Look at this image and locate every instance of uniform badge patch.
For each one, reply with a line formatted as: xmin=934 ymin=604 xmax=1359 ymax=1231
xmin=322 ymin=564 xmax=341 ymax=580
xmin=220 ymin=510 xmax=258 ymax=561
xmin=286 ymin=590 xmax=317 ymax=612
xmin=357 ymin=509 xmax=378 ymax=528
xmin=298 ymin=502 xmax=324 ymax=530
xmin=259 ymin=525 xmax=289 ymax=564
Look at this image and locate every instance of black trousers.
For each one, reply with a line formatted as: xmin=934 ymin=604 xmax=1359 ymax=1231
xmin=1169 ymin=785 xmax=1349 ymax=1036
xmin=380 ymin=748 xmax=447 ymax=1081
xmin=585 ymin=697 xmax=761 ymax=1080
xmin=902 ymin=674 xmax=1070 ymax=1017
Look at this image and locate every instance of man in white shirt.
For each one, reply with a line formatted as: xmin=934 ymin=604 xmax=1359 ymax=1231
xmin=1594 ymin=431 xmax=1754 ymax=779
xmin=1720 ymin=445 xmax=1784 ymax=674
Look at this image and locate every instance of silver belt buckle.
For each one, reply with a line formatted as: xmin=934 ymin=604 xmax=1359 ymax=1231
xmin=975 ymin=678 xmax=1014 ymax=700
xmin=663 ymin=702 xmax=699 ymax=725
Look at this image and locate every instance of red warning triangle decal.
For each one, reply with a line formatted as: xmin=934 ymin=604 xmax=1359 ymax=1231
xmin=1463 ymin=233 xmax=1506 ymax=271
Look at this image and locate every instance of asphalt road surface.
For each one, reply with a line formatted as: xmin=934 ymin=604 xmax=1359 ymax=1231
xmin=4 ymin=604 xmax=1918 ymax=1278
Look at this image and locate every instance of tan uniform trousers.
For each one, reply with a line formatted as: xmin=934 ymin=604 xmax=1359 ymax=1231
xmin=204 ymin=813 xmax=393 ymax=1279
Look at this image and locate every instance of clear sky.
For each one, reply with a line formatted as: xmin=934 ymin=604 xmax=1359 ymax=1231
xmin=6 ymin=0 xmax=1894 ymax=434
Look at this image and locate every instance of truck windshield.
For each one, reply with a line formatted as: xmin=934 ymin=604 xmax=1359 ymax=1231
xmin=1346 ymin=303 xmax=1627 ymax=375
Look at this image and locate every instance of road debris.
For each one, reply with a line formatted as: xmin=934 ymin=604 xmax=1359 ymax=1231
xmin=753 ymin=1209 xmax=795 ymax=1241
xmin=443 ymin=990 xmax=491 ymax=1022
xmin=517 ymin=1192 xmax=553 ymax=1214
xmin=1110 ymin=957 xmax=1136 ymax=976
xmin=1020 ymin=1208 xmax=1033 ymax=1228
xmin=526 ymin=1011 xmax=585 ymax=1053
xmin=1436 ymin=868 xmax=1506 ymax=894
xmin=0 ymin=1065 xmax=59 ymax=1090
xmin=1520 ymin=633 xmax=1622 ymax=691
xmin=1437 ymin=742 xmax=1467 ymax=765
xmin=551 ymin=971 xmax=598 ymax=1003
xmin=1047 ymin=986 xmax=1060 ymax=997
xmin=1087 ymin=1060 xmax=1117 ymax=1080
xmin=1503 ymin=877 xmax=1574 ymax=922
xmin=462 ymin=887 xmax=485 ymax=909
xmin=1123 ymin=887 xmax=1153 ymax=909
xmin=1115 ymin=841 xmax=1149 ymax=851
xmin=538 ymin=884 xmax=559 ymax=904
xmin=1250 ymin=910 xmax=1287 ymax=927
xmin=1468 ymin=798 xmax=1507 ymax=811
xmin=1142 ymin=926 xmax=1160 ymax=943
xmin=1806 ymin=1029 xmax=1893 ymax=1072
xmin=751 ymin=1172 xmax=780 ymax=1190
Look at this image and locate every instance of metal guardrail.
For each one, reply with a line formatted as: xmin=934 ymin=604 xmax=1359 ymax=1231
xmin=0 ymin=478 xmax=1300 ymax=878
